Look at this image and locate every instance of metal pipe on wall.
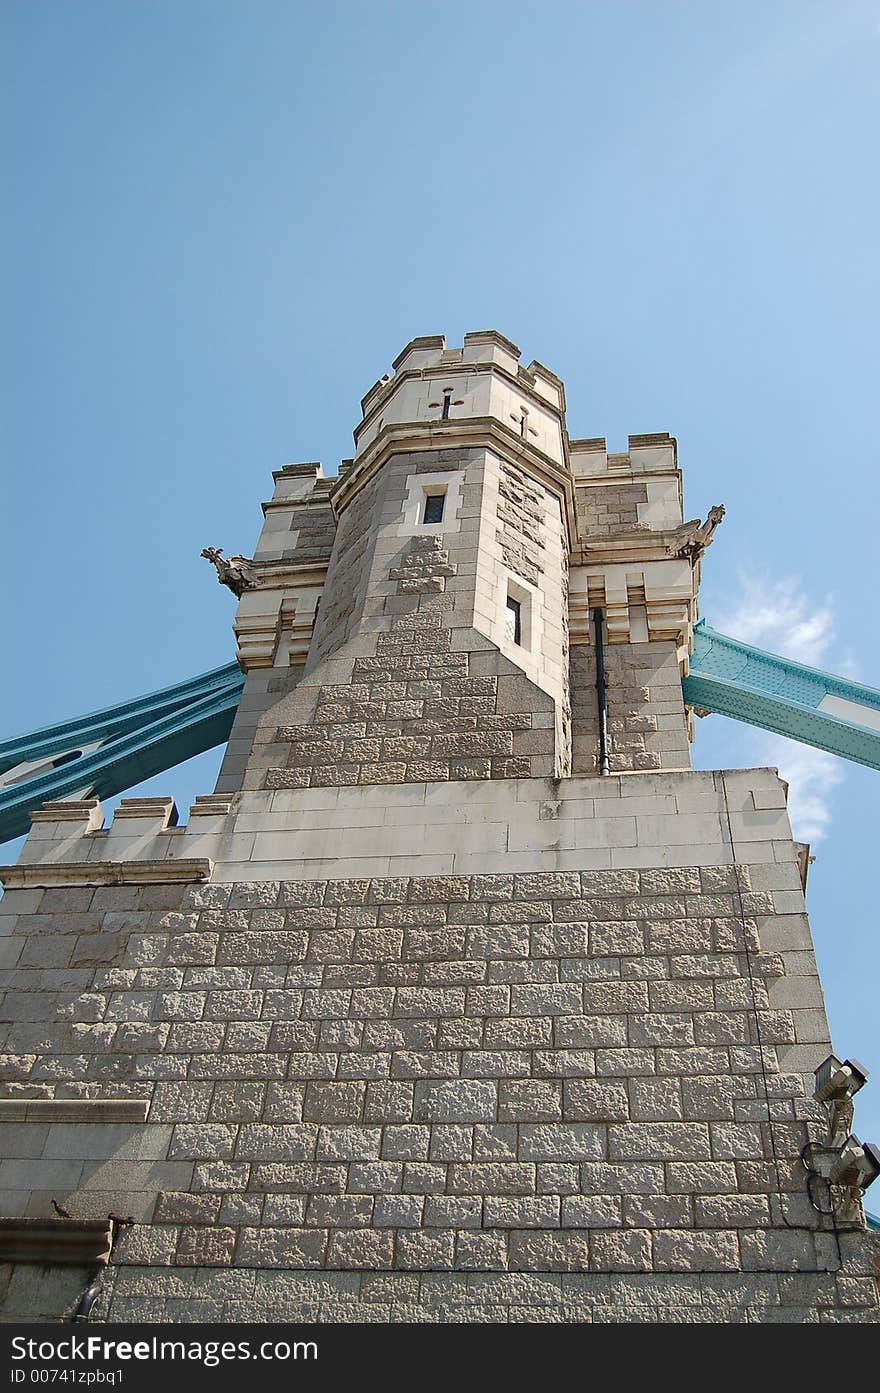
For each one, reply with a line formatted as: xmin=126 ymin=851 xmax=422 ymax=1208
xmin=593 ymin=607 xmax=610 ymax=775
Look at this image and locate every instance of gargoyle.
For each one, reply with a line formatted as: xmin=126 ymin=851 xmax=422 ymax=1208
xmin=201 ymin=546 xmax=259 ymax=598
xmin=669 ymin=504 xmax=725 ymax=561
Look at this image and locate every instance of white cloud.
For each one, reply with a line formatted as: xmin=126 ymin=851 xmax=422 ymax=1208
xmin=708 ymin=572 xmax=845 ymax=843
xmin=713 ymin=573 xmax=835 ymax=668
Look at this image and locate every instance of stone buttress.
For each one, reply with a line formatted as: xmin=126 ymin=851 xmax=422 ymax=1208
xmin=1 ymin=332 xmax=877 ymax=1323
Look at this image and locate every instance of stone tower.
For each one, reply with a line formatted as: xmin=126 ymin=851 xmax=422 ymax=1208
xmin=1 ymin=332 xmax=877 ymax=1323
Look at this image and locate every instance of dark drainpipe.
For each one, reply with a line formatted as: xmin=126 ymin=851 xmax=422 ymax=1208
xmin=593 ymin=608 xmax=610 ymax=775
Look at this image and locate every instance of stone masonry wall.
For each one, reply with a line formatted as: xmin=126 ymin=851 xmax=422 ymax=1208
xmin=575 ymin=481 xmax=649 ymax=541
xmin=310 ymin=472 xmax=379 ymax=664
xmin=2 ymin=770 xmax=879 ymax=1322
xmin=571 ymin=641 xmax=691 ymax=774
xmin=0 ymin=864 xmax=859 ymax=1276
xmin=496 ymin=459 xmax=547 ymax=588
xmin=262 ymin=538 xmax=556 ymax=790
xmin=87 ymin=1261 xmax=880 ymax=1322
xmin=240 ymin=448 xmax=569 ymax=791
xmin=480 ymin=451 xmax=570 ymax=772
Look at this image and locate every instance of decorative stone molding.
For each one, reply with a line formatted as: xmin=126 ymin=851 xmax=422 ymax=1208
xmin=0 ymin=858 xmax=213 ymax=889
xmin=568 ymin=563 xmax=696 ymax=656
xmin=0 ymin=1218 xmax=113 ymax=1266
xmin=233 ymin=563 xmax=326 ymax=670
xmin=333 ymin=417 xmax=577 ymax=549
xmin=0 ymin=1099 xmax=149 ymax=1122
xmin=271 ymin=461 xmax=323 ymax=481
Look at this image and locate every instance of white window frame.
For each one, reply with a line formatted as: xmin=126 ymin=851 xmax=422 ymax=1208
xmin=422 ymin=486 xmax=447 ymax=525
xmin=500 ymin=575 xmax=535 ymax=654
xmin=398 ymin=469 xmax=464 ymax=536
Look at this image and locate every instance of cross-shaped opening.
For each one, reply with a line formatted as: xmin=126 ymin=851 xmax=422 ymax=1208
xmin=428 ymin=387 xmax=464 ymax=419
xmin=510 ymin=406 xmax=538 ymax=440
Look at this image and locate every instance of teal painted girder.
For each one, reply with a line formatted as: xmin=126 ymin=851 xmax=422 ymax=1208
xmin=683 ymin=621 xmax=880 ymax=772
xmin=0 ymin=663 xmax=244 ymax=845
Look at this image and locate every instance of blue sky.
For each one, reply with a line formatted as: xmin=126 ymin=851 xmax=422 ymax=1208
xmin=3 ymin=1 xmax=879 ymax=1140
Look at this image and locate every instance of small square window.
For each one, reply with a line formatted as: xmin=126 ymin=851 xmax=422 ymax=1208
xmin=505 ymin=595 xmax=522 ymax=646
xmin=423 ymin=492 xmax=445 ymax=524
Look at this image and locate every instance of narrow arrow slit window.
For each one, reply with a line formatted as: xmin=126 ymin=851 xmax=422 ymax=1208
xmin=505 ymin=594 xmax=522 ymax=646
xmin=422 ymin=490 xmax=446 ymax=524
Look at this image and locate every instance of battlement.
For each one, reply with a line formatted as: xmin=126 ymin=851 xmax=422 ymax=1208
xmin=369 ymin=330 xmax=565 ymax=410
xmin=353 ymin=331 xmax=567 ymax=474
xmin=0 ymin=794 xmax=233 ymax=892
xmin=11 ymin=797 xmax=181 ymax=868
xmin=260 ymin=461 xmax=329 ymax=519
xmin=570 ymin=433 xmax=679 ymax=481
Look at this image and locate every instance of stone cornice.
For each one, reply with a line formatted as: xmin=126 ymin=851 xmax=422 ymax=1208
xmin=112 ymin=798 xmax=178 ymax=823
xmin=569 ymin=437 xmax=607 ymax=451
xmin=0 ymin=1218 xmax=113 ymax=1266
xmin=261 ymin=495 xmax=335 ymax=517
xmin=0 ymin=858 xmax=213 ymax=889
xmin=333 ymin=417 xmax=578 ymax=550
xmin=462 ymin=329 xmax=522 ymax=358
xmin=575 ymin=529 xmax=699 ymax=567
xmin=271 ymin=462 xmax=323 ymax=481
xmin=188 ymin=794 xmax=236 ymax=818
xmin=573 ymin=468 xmax=682 ymax=488
xmin=29 ymin=800 xmax=103 ymax=827
xmin=241 ymin=562 xmax=328 ymax=589
xmin=389 ymin=334 xmax=447 ymax=373
xmin=629 ymin=431 xmax=676 ymax=452
xmin=0 ymin=1099 xmax=149 ymax=1122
